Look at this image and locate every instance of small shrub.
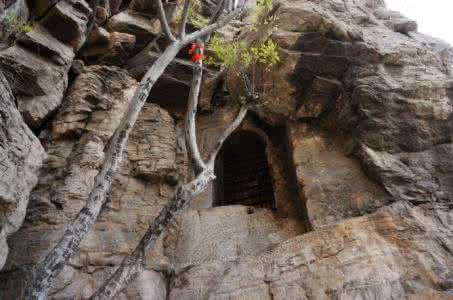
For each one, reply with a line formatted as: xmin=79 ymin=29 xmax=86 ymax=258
xmin=2 ymin=12 xmax=33 ymax=40
xmin=207 ymin=34 xmax=280 ymax=105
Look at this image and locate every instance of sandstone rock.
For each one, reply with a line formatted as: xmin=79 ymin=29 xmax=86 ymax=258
xmin=0 ymin=66 xmax=177 ymax=298
xmin=128 ymin=104 xmax=177 ymax=182
xmin=245 ymin=0 xmax=453 ymax=214
xmin=296 ymin=76 xmax=342 ymax=119
xmin=165 ymin=205 xmax=305 ymax=267
xmin=1 ymin=0 xmax=453 ymax=298
xmin=17 ymin=25 xmax=75 ymax=66
xmin=128 ymin=0 xmax=180 ymax=18
xmin=0 ymin=0 xmax=91 ymax=128
xmin=374 ymin=8 xmax=418 ymax=34
xmin=40 ymin=0 xmax=92 ymax=51
xmin=51 ymin=65 xmax=137 ymax=141
xmin=26 ymin=0 xmax=59 ymax=18
xmin=128 ymin=48 xmax=220 ymax=117
xmin=168 ymin=202 xmax=453 ymax=299
xmin=0 ymin=72 xmax=46 ymax=270
xmin=0 ymin=45 xmax=69 ymax=128
xmin=80 ymin=27 xmax=136 ymax=64
xmin=287 ymin=122 xmax=391 ymax=228
xmin=107 ymin=10 xmax=161 ymax=50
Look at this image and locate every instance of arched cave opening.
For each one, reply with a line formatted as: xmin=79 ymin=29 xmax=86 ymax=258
xmin=214 ymin=130 xmax=275 ymax=209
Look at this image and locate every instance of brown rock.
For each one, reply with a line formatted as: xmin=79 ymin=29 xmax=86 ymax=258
xmin=128 ymin=104 xmax=177 ymax=182
xmin=40 ymin=0 xmax=92 ymax=51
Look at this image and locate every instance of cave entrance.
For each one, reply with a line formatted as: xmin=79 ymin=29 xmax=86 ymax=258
xmin=214 ymin=131 xmax=275 ymax=209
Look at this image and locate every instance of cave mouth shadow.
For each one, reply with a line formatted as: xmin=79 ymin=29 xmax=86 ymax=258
xmin=213 ymin=130 xmax=276 ymax=209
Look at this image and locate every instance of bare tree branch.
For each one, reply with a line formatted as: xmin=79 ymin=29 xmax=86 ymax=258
xmin=89 ymin=102 xmax=248 ymax=300
xmin=178 ymin=0 xmax=192 ymax=38
xmin=183 ymin=6 xmax=245 ymax=43
xmin=89 ymin=167 xmax=215 ymax=300
xmin=210 ymin=0 xmax=226 ymax=25
xmin=208 ymin=104 xmax=248 ymax=165
xmin=25 ymin=6 xmax=247 ymax=299
xmin=185 ymin=61 xmax=206 ymax=174
xmin=156 ymin=0 xmax=177 ymax=42
xmin=24 ymin=42 xmax=184 ymax=300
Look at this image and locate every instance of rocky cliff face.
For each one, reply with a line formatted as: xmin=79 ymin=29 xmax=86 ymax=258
xmin=1 ymin=0 xmax=452 ymax=299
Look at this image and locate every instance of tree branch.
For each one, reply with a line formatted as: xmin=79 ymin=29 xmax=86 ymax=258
xmin=24 ymin=42 xmax=183 ymax=300
xmin=178 ymin=0 xmax=191 ymax=38
xmin=207 ymin=104 xmax=248 ymax=165
xmin=185 ymin=61 xmax=206 ymax=174
xmin=25 ymin=5 xmax=246 ymax=299
xmin=89 ymin=103 xmax=247 ymax=299
xmin=156 ymin=0 xmax=177 ymax=42
xmin=183 ymin=6 xmax=246 ymax=43
xmin=90 ymin=167 xmax=215 ymax=300
xmin=210 ymin=0 xmax=226 ymax=25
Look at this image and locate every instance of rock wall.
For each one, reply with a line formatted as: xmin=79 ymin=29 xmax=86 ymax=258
xmin=0 ymin=71 xmax=46 ymax=270
xmin=0 ymin=0 xmax=452 ymax=299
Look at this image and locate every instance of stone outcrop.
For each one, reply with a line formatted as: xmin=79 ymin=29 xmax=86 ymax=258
xmin=0 ymin=0 xmax=452 ymax=298
xmin=168 ymin=202 xmax=453 ymax=299
xmin=0 ymin=66 xmax=178 ymax=298
xmin=0 ymin=72 xmax=46 ymax=270
xmin=0 ymin=0 xmax=91 ymax=128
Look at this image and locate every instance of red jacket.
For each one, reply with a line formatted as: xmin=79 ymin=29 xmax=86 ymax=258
xmin=189 ymin=43 xmax=205 ymax=62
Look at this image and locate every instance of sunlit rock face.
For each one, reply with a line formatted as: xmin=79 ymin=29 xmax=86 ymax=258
xmin=0 ymin=0 xmax=452 ymax=299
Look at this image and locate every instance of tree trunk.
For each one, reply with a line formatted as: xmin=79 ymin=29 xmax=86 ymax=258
xmin=25 ymin=7 xmax=246 ymax=299
xmin=25 ymin=42 xmax=182 ymax=300
xmin=90 ymin=168 xmax=215 ymax=299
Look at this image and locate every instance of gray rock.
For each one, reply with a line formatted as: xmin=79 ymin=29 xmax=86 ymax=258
xmin=0 ymin=71 xmax=46 ymax=270
xmin=107 ymin=10 xmax=161 ymax=49
xmin=0 ymin=45 xmax=69 ymax=128
xmin=40 ymin=0 xmax=92 ymax=51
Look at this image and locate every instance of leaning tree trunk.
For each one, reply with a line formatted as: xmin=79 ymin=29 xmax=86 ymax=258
xmin=24 ymin=41 xmax=183 ymax=300
xmin=25 ymin=5 xmax=245 ymax=299
xmin=90 ymin=62 xmax=249 ymax=299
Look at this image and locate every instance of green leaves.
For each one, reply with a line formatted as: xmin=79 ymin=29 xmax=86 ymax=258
xmin=207 ymin=35 xmax=279 ymax=72
xmin=4 ymin=13 xmax=33 ymax=34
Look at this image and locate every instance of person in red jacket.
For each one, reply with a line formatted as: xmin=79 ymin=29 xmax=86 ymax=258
xmin=189 ymin=39 xmax=205 ymax=63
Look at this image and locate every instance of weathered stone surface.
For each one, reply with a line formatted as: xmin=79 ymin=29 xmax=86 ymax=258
xmin=107 ymin=10 xmax=161 ymax=49
xmin=243 ymin=0 xmax=453 ymax=221
xmin=296 ymin=76 xmax=342 ymax=119
xmin=128 ymin=104 xmax=177 ymax=181
xmin=168 ymin=202 xmax=453 ymax=299
xmin=165 ymin=205 xmax=305 ymax=267
xmin=17 ymin=25 xmax=76 ymax=65
xmin=287 ymin=123 xmax=391 ymax=228
xmin=0 ymin=45 xmax=69 ymax=128
xmin=40 ymin=0 xmax=91 ymax=51
xmin=0 ymin=66 xmax=177 ymax=298
xmin=374 ymin=8 xmax=418 ymax=34
xmin=0 ymin=72 xmax=46 ymax=270
xmin=1 ymin=0 xmax=453 ymax=298
xmin=79 ymin=27 xmax=136 ymax=64
xmin=26 ymin=0 xmax=59 ymax=18
xmin=0 ymin=0 xmax=90 ymax=128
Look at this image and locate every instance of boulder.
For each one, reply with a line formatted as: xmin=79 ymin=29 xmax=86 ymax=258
xmin=168 ymin=202 xmax=453 ymax=299
xmin=107 ymin=10 xmax=161 ymax=50
xmin=40 ymin=0 xmax=92 ymax=51
xmin=0 ymin=72 xmax=45 ymax=270
xmin=0 ymin=66 xmax=178 ymax=298
xmin=0 ymin=45 xmax=69 ymax=128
